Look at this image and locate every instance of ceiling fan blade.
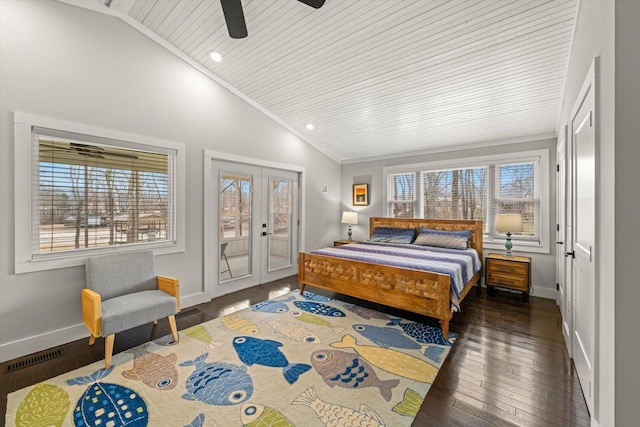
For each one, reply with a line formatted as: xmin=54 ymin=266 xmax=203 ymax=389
xmin=220 ymin=0 xmax=248 ymax=39
xmin=298 ymin=0 xmax=326 ymax=9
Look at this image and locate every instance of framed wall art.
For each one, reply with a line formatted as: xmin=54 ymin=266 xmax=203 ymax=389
xmin=353 ymin=183 xmax=369 ymax=206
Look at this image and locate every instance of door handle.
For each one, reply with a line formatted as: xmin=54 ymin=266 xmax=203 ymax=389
xmin=556 ymin=241 xmax=564 ymax=245
xmin=262 ymin=232 xmax=272 ymax=236
xmin=565 ymin=251 xmax=575 ymax=258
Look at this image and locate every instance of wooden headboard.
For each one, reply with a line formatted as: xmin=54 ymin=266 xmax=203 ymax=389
xmin=369 ymin=217 xmax=484 ymax=261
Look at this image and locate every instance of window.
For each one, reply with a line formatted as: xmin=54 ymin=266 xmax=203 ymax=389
xmin=15 ymin=113 xmax=185 ymax=273
xmin=385 ymin=149 xmax=549 ymax=252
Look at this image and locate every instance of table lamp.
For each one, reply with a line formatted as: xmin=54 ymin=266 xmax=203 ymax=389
xmin=495 ymin=214 xmax=523 ymax=256
xmin=341 ymin=211 xmax=358 ymax=240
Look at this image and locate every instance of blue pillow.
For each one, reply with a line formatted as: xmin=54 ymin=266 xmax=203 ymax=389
xmin=369 ymin=226 xmax=416 ymax=244
xmin=413 ymin=227 xmax=471 ymax=250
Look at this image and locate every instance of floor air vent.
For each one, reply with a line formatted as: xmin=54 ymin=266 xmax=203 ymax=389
xmin=5 ymin=349 xmax=64 ymax=373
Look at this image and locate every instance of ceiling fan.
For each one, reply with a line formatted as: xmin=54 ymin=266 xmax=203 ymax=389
xmin=220 ymin=0 xmax=326 ymax=39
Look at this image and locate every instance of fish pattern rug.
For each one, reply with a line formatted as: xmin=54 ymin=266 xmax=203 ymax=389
xmin=5 ymin=290 xmax=456 ymax=426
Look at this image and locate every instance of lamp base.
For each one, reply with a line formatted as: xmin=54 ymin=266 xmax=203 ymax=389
xmin=347 ymin=225 xmax=353 ymax=241
xmin=504 ymin=233 xmax=514 ymax=257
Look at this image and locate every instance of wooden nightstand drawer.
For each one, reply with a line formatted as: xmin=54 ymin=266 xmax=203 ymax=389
xmin=485 ymin=253 xmax=531 ymax=302
xmin=486 ymin=271 xmax=528 ymax=291
xmin=487 ymin=259 xmax=528 ymax=276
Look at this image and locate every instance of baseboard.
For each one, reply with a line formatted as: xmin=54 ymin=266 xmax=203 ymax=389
xmin=0 ymin=291 xmax=212 ymax=363
xmin=478 ymin=282 xmax=557 ymax=300
xmin=0 ymin=323 xmax=88 ymax=364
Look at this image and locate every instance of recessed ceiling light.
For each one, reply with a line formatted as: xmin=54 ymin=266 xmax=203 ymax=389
xmin=306 ymin=123 xmax=315 ymax=130
xmin=209 ymin=51 xmax=224 ymax=63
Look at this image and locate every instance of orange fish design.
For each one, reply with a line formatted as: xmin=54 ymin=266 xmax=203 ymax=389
xmin=122 ymin=343 xmax=178 ymax=390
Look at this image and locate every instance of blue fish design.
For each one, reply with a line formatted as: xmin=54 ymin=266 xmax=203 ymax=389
xmin=184 ymin=413 xmax=205 ymax=427
xmin=386 ymin=318 xmax=457 ymax=346
xmin=293 ymin=301 xmax=345 ymax=317
xmin=353 ymin=324 xmax=422 ymax=350
xmin=67 ymin=367 xmax=148 ymax=426
xmin=251 ymin=296 xmax=295 ymax=313
xmin=180 ymin=352 xmax=254 ymax=405
xmin=232 ymin=336 xmax=311 ymax=384
xmin=301 ymin=291 xmax=334 ymax=302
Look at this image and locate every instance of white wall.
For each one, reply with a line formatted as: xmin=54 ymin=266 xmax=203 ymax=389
xmin=0 ymin=0 xmax=341 ymax=361
xmin=341 ymin=138 xmax=558 ymax=298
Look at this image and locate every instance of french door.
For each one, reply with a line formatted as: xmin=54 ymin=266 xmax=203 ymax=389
xmin=212 ymin=160 xmax=299 ymax=297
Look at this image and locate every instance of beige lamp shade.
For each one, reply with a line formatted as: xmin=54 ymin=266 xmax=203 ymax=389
xmin=495 ymin=214 xmax=523 ymax=233
xmin=341 ymin=211 xmax=358 ymax=225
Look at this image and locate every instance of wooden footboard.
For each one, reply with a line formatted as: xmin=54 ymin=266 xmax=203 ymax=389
xmin=298 ymin=252 xmax=453 ymax=332
xmin=298 ymin=217 xmax=483 ymax=339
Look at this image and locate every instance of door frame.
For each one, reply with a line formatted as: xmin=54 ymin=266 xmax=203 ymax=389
xmin=556 ymin=126 xmax=573 ymax=356
xmin=203 ymin=150 xmax=306 ymax=300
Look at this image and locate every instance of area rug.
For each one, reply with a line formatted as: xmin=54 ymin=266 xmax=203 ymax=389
xmin=6 ymin=290 xmax=456 ymax=426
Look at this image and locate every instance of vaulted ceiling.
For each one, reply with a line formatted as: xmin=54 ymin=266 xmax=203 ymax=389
xmin=94 ymin=0 xmax=578 ymax=163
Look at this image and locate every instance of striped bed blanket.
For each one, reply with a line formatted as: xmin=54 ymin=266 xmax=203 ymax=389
xmin=311 ymin=241 xmax=481 ymax=311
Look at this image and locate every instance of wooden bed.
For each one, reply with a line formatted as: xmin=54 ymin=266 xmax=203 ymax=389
xmin=298 ymin=217 xmax=483 ymax=339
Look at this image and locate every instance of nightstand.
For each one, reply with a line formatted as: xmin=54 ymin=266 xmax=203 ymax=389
xmin=485 ymin=253 xmax=531 ymax=302
xmin=334 ymin=240 xmax=355 ymax=246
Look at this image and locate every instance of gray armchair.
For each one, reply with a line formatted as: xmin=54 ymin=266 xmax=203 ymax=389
xmin=81 ymin=251 xmax=180 ymax=368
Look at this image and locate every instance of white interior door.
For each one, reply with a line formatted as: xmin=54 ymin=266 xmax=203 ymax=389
xmin=556 ymin=129 xmax=572 ymax=356
xmin=570 ymin=65 xmax=596 ymax=416
xmin=212 ymin=161 xmax=299 ymax=298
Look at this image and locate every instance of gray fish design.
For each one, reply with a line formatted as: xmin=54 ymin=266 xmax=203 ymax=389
xmin=180 ymin=352 xmax=254 ymax=405
xmin=310 ymin=349 xmax=400 ymax=401
xmin=343 ymin=304 xmax=390 ymax=320
xmin=352 ymin=324 xmax=422 ymax=350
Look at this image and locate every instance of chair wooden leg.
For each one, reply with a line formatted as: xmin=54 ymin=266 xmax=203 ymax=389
xmin=153 ymin=320 xmax=158 ymax=325
xmin=168 ymin=315 xmax=179 ymax=343
xmin=104 ymin=334 xmax=115 ymax=369
xmin=89 ymin=334 xmax=96 ymax=346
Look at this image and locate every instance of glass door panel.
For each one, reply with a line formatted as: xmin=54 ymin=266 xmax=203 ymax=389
xmin=219 ymin=171 xmax=253 ymax=283
xmin=267 ymin=175 xmax=293 ymax=271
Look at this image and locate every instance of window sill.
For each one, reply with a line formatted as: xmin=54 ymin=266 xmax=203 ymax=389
xmin=483 ymin=240 xmax=550 ymax=255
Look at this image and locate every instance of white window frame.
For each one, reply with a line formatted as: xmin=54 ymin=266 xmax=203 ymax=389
xmin=14 ymin=112 xmax=186 ymax=273
xmin=383 ymin=149 xmax=550 ymax=254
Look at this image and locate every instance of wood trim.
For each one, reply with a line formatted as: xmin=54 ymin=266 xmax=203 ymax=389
xmin=81 ymin=288 xmax=102 ymax=338
xmin=157 ymin=276 xmax=180 ymax=312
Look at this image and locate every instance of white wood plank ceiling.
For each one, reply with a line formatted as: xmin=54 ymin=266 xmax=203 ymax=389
xmin=101 ymin=0 xmax=578 ymax=163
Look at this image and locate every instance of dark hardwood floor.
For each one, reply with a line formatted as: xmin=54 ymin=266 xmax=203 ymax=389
xmin=1 ymin=277 xmax=589 ymax=426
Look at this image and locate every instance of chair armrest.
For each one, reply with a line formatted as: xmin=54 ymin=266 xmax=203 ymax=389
xmin=157 ymin=276 xmax=180 ymax=312
xmin=81 ymin=288 xmax=102 ymax=337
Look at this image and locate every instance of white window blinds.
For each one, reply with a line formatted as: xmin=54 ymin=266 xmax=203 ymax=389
xmin=33 ymin=128 xmax=177 ymax=254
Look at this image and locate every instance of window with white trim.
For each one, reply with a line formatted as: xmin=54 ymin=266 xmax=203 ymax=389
xmin=385 ymin=150 xmax=549 ymax=250
xmin=34 ymin=128 xmax=176 ymax=253
xmin=14 ymin=113 xmax=185 ymax=273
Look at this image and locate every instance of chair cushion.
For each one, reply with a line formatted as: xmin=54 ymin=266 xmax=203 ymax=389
xmin=86 ymin=251 xmax=156 ymax=300
xmin=100 ymin=290 xmax=177 ymax=337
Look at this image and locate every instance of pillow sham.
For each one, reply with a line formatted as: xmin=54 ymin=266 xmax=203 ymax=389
xmin=368 ymin=226 xmax=417 ymax=244
xmin=413 ymin=227 xmax=471 ymax=250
